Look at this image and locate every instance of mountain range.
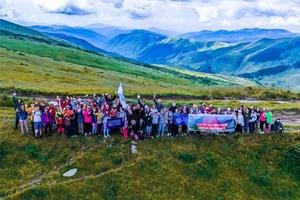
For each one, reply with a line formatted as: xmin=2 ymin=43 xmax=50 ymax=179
xmin=4 ymin=19 xmax=300 ymax=92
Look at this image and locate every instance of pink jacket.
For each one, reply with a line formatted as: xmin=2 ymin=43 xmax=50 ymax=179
xmin=83 ymin=110 xmax=92 ymax=123
xmin=259 ymin=112 xmax=266 ymax=122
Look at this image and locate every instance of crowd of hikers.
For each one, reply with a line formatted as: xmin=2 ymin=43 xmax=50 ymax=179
xmin=12 ymin=92 xmax=279 ymax=140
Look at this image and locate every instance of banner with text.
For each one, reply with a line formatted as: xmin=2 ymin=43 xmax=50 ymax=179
xmin=107 ymin=118 xmax=124 ymax=129
xmin=188 ymin=114 xmax=236 ymax=132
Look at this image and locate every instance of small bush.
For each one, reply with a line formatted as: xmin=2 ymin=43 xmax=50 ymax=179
xmin=0 ymin=95 xmax=14 ymax=107
xmin=280 ymin=144 xmax=300 ymax=181
xmin=178 ymin=153 xmax=197 ymax=163
xmin=19 ymin=187 xmax=49 ymax=200
xmin=111 ymin=156 xmax=123 ymax=165
xmin=24 ymin=143 xmax=41 ymax=158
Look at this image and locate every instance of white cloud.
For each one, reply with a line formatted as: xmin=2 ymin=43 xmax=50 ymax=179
xmin=0 ymin=0 xmax=300 ymax=32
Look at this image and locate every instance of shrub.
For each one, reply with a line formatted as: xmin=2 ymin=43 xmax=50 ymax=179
xmin=19 ymin=187 xmax=49 ymax=200
xmin=0 ymin=95 xmax=14 ymax=107
xmin=280 ymin=144 xmax=300 ymax=181
xmin=24 ymin=143 xmax=41 ymax=158
xmin=178 ymin=153 xmax=197 ymax=163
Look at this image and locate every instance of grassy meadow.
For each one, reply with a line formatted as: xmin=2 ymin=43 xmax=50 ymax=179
xmin=0 ymin=107 xmax=299 ymax=200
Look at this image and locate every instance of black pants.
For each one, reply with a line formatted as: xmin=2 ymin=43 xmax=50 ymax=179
xmin=172 ymin=124 xmax=179 ymax=136
xmin=44 ymin=122 xmax=52 ymax=136
xmin=249 ymin=122 xmax=255 ymax=133
xmin=31 ymin=121 xmax=34 ymax=134
xmin=152 ymin=124 xmax=158 ymax=136
xmin=97 ymin=123 xmax=103 ymax=135
xmin=182 ymin=125 xmax=187 ymax=134
xmin=236 ymin=124 xmax=243 ymax=133
xmin=84 ymin=122 xmax=92 ymax=134
xmin=14 ymin=113 xmax=19 ymax=129
xmin=260 ymin=121 xmax=265 ymax=132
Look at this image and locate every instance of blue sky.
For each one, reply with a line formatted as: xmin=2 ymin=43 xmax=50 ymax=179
xmin=1 ymin=0 xmax=300 ymax=33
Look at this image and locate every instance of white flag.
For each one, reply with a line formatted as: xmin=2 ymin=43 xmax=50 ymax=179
xmin=118 ymin=83 xmax=127 ymax=109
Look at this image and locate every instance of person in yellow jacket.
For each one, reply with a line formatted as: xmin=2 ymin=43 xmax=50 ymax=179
xmin=25 ymin=103 xmax=36 ymax=134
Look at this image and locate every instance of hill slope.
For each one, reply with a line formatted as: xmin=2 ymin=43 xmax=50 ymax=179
xmin=104 ymin=30 xmax=167 ymax=58
xmin=0 ymin=107 xmax=299 ymax=200
xmin=0 ymin=19 xmax=259 ymax=97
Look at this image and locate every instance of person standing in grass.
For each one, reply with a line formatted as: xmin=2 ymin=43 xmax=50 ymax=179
xmin=167 ymin=109 xmax=173 ymax=136
xmin=75 ymin=104 xmax=84 ymax=135
xmin=83 ymin=106 xmax=92 ymax=135
xmin=243 ymin=108 xmax=250 ymax=134
xmin=25 ymin=103 xmax=35 ymax=134
xmin=18 ymin=104 xmax=29 ymax=135
xmin=153 ymin=94 xmax=164 ymax=112
xmin=236 ymin=110 xmax=244 ymax=133
xmin=91 ymin=107 xmax=98 ymax=135
xmin=259 ymin=108 xmax=266 ymax=133
xmin=55 ymin=105 xmax=64 ymax=134
xmin=249 ymin=109 xmax=257 ymax=133
xmin=181 ymin=105 xmax=189 ymax=136
xmin=172 ymin=109 xmax=180 ymax=137
xmin=266 ymin=109 xmax=273 ymax=133
xmin=64 ymin=106 xmax=73 ymax=137
xmin=143 ymin=107 xmax=152 ymax=138
xmin=102 ymin=111 xmax=111 ymax=138
xmin=96 ymin=108 xmax=103 ymax=135
xmin=42 ymin=107 xmax=53 ymax=137
xmin=151 ymin=105 xmax=159 ymax=138
xmin=33 ymin=105 xmax=42 ymax=139
xmin=158 ymin=108 xmax=167 ymax=137
xmin=12 ymin=92 xmax=22 ymax=130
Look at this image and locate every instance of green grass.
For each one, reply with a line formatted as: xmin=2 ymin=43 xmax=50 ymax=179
xmin=0 ymin=107 xmax=299 ymax=200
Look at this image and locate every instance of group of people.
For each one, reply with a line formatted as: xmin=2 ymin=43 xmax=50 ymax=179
xmin=13 ymin=92 xmax=275 ymax=140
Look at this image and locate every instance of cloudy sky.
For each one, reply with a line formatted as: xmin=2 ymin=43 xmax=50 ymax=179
xmin=1 ymin=0 xmax=300 ymax=33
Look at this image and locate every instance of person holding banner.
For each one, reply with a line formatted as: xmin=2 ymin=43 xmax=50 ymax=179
xmin=181 ymin=105 xmax=189 ymax=136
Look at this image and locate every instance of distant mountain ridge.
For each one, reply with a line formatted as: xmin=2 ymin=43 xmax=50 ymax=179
xmin=31 ymin=25 xmax=108 ymax=48
xmin=180 ymin=28 xmax=297 ymax=43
